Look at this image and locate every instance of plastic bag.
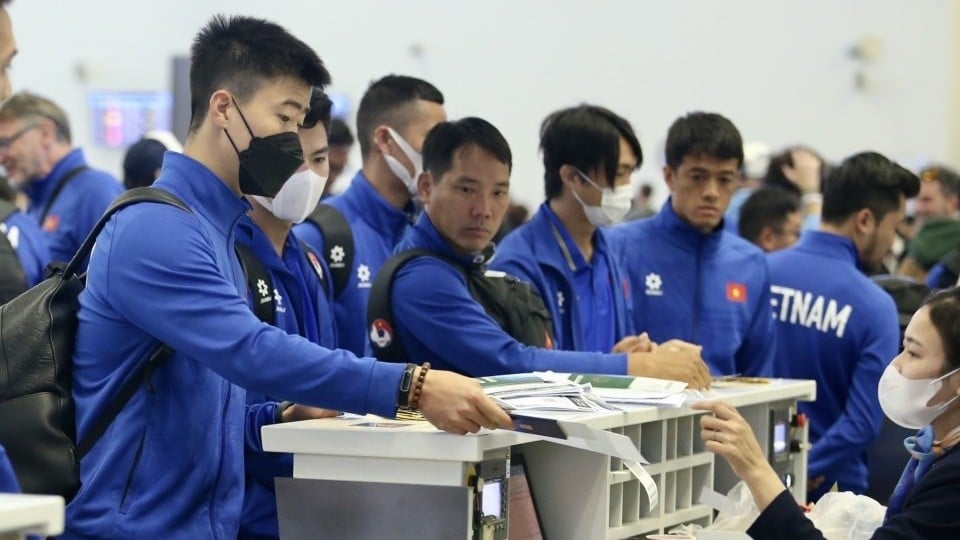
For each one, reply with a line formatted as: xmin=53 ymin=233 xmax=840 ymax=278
xmin=806 ymin=491 xmax=885 ymax=540
xmin=685 ymin=482 xmax=885 ymax=539
xmin=706 ymin=481 xmax=760 ymax=532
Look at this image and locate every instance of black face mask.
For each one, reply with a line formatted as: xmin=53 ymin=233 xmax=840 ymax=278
xmin=224 ymin=98 xmax=304 ymax=198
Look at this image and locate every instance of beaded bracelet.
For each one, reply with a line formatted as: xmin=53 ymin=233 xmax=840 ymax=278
xmin=410 ymin=362 xmax=430 ymax=410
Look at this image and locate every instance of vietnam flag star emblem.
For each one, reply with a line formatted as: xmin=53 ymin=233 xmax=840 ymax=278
xmin=726 ymin=282 xmax=747 ymax=303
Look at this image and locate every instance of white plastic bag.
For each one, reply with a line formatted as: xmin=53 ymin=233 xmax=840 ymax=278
xmin=695 ymin=482 xmax=885 ymax=539
xmin=806 ymin=491 xmax=885 ymax=540
xmin=705 ymin=481 xmax=760 ymax=532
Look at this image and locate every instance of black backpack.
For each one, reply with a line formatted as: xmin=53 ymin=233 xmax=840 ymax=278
xmin=303 ymin=204 xmax=353 ymax=299
xmin=366 ymin=248 xmax=555 ymax=362
xmin=0 ymin=187 xmax=190 ymax=499
xmin=0 ymin=200 xmax=29 ymax=304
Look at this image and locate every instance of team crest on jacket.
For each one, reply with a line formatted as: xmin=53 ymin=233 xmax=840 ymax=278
xmin=370 ymin=318 xmax=393 ymax=348
xmin=644 ymin=273 xmax=663 ymax=296
xmin=306 ymin=251 xmax=324 ymax=282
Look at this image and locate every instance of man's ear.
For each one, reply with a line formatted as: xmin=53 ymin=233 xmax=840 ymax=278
xmin=663 ymin=165 xmax=676 ymax=192
xmin=757 ymin=226 xmax=776 ymax=253
xmin=853 ymin=208 xmax=875 ymax=236
xmin=371 ymin=125 xmax=393 ymax=156
xmin=209 ymin=90 xmax=232 ymax=130
xmin=558 ymin=164 xmax=581 ymax=190
xmin=418 ymin=170 xmax=434 ymax=204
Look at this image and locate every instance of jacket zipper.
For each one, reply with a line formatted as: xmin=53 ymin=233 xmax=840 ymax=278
xmin=693 ymin=236 xmax=702 ymax=341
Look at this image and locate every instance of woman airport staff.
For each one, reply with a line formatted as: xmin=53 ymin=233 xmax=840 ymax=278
xmin=693 ymin=286 xmax=960 ymax=539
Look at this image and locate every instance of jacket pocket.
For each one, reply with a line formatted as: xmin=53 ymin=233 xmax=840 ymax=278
xmin=118 ymin=427 xmax=147 ymax=515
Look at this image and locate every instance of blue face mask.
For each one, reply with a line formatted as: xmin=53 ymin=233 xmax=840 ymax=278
xmin=224 ymin=98 xmax=304 ymax=198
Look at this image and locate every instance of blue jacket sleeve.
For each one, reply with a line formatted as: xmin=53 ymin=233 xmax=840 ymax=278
xmin=3 ymin=212 xmax=51 ymax=286
xmin=0 ymin=443 xmax=21 ymax=493
xmin=102 ymin=205 xmax=404 ymax=417
xmin=806 ymin=298 xmax=897 ymax=481
xmin=735 ymin=270 xmax=776 ymax=377
xmin=391 ymin=257 xmax=626 ymax=376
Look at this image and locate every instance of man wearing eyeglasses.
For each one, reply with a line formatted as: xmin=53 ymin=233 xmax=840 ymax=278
xmin=737 ymin=187 xmax=803 ymax=253
xmin=0 ymin=91 xmax=123 ymax=268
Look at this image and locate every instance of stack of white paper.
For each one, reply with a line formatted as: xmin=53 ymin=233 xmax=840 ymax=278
xmin=478 ymin=372 xmax=613 ymax=413
xmin=565 ymin=373 xmax=689 ymax=408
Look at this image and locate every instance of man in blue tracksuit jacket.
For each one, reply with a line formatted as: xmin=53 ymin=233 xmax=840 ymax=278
xmin=768 ymin=152 xmax=919 ymax=500
xmin=494 ymin=105 xmax=644 ymax=353
xmin=1 ymin=203 xmax=50 ymax=286
xmin=607 ymin=112 xmax=775 ymax=377
xmin=294 ymin=75 xmax=447 ymax=355
xmin=64 ymin=17 xmax=510 ymax=539
xmin=0 ymin=92 xmax=122 ymax=267
xmin=382 ymin=118 xmax=711 ymax=388
xmin=236 ymin=215 xmax=338 ymax=539
xmin=237 ymin=90 xmax=340 ymax=540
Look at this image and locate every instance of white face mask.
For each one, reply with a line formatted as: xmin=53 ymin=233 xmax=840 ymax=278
xmin=252 ymin=168 xmax=328 ymax=223
xmin=571 ymin=169 xmax=633 ymax=227
xmin=383 ymin=126 xmax=422 ymax=197
xmin=878 ymin=364 xmax=960 ymax=429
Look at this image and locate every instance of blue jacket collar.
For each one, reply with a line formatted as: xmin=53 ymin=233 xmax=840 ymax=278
xmin=342 ymin=170 xmax=416 ymax=234
xmin=410 ymin=212 xmax=487 ymax=267
xmin=793 ymin=230 xmax=862 ymax=270
xmin=533 ymin=202 xmax=613 ymax=272
xmin=154 ymin=152 xmax=250 ymax=237
xmin=26 ymin=148 xmax=86 ymax=206
xmin=653 ymin=197 xmax=724 ymax=250
xmin=235 ymin=215 xmax=300 ymax=273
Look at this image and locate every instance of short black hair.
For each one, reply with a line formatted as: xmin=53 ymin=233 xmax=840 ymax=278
xmin=821 ymin=151 xmax=920 ymax=225
xmin=664 ymin=112 xmax=743 ymax=169
xmin=919 ymin=165 xmax=960 ymax=198
xmin=355 ymin=74 xmax=444 ymax=159
xmin=764 ymin=146 xmax=826 ymax=197
xmin=422 ymin=117 xmax=512 ymax=181
xmin=188 ymin=14 xmax=331 ymax=131
xmin=329 ymin=118 xmax=354 ymax=147
xmin=303 ymin=88 xmax=333 ymax=133
xmin=540 ymin=104 xmax=643 ymax=200
xmin=738 ymin=187 xmax=801 ymax=243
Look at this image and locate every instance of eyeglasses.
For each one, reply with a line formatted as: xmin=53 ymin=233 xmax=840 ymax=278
xmin=0 ymin=123 xmax=38 ymax=149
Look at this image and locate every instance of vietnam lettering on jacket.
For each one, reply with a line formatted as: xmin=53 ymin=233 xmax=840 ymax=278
xmin=492 ymin=202 xmax=634 ymax=352
xmin=606 ymin=199 xmax=775 ymax=377
xmin=293 ymin=171 xmax=415 ymax=356
xmin=65 ymin=153 xmax=404 ymax=540
xmin=767 ymin=231 xmax=899 ymax=497
xmin=2 ymin=209 xmax=51 ymax=286
xmin=24 ymin=148 xmax=122 ymax=268
xmin=384 ymin=213 xmax=628 ymax=376
xmin=235 ymin=216 xmax=337 ymax=540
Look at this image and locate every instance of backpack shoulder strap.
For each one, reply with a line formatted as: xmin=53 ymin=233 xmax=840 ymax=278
xmin=304 ymin=204 xmax=353 ymax=298
xmin=366 ymin=248 xmax=449 ymax=361
xmin=75 ymin=344 xmax=172 ymax=459
xmin=62 ymin=186 xmax=192 ymax=279
xmin=298 ymin=239 xmax=329 ymax=294
xmin=39 ymin=166 xmax=90 ymax=224
xmin=73 ymin=188 xmax=192 ymax=460
xmin=235 ymin=242 xmax=275 ymax=326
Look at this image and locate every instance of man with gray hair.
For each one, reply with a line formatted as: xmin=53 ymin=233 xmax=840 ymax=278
xmin=0 ymin=91 xmax=122 ymax=265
